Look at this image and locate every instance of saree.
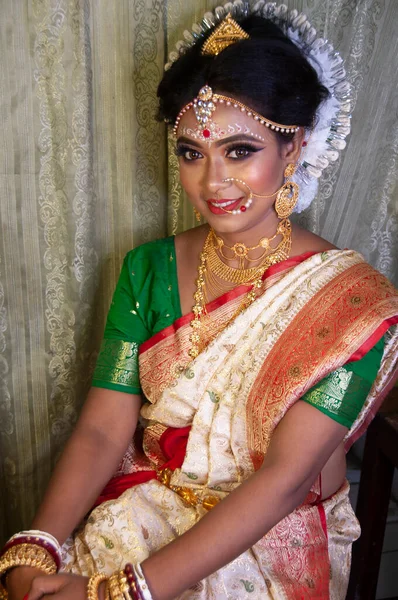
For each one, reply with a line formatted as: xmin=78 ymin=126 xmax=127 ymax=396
xmin=62 ymin=248 xmax=398 ymax=599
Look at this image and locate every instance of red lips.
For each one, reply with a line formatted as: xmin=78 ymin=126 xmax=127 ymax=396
xmin=206 ymin=197 xmax=244 ymax=215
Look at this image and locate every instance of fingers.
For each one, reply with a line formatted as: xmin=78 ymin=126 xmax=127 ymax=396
xmin=25 ymin=575 xmax=66 ymax=600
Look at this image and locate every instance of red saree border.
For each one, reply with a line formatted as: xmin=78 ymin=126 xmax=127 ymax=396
xmin=139 ymin=250 xmax=318 ymax=355
xmin=348 ymin=316 xmax=398 ymax=362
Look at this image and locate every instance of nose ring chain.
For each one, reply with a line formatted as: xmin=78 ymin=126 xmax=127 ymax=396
xmin=220 ymin=178 xmax=253 ymax=214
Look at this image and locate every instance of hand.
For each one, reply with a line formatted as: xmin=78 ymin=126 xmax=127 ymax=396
xmin=5 ymin=566 xmax=45 ymax=600
xmin=24 ymin=573 xmax=91 ymax=600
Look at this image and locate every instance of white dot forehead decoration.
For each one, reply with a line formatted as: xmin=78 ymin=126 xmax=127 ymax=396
xmin=165 ymin=0 xmax=353 ymax=213
xmin=173 ymin=85 xmax=300 ymax=139
xmin=179 ymin=123 xmax=266 ymax=145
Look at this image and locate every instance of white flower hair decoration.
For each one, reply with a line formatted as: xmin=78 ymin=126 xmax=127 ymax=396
xmin=165 ymin=0 xmax=352 ymax=212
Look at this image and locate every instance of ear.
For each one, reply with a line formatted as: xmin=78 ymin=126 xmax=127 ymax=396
xmin=281 ymin=128 xmax=305 ymax=164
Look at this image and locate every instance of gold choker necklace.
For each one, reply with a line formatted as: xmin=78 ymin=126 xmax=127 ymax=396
xmin=189 ymin=221 xmax=292 ymax=358
xmin=210 ymin=221 xmax=291 ymax=276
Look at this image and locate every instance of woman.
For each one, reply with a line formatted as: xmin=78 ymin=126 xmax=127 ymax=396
xmin=2 ymin=3 xmax=398 ymax=599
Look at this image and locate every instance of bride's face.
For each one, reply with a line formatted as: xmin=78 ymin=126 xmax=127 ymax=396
xmin=176 ymin=103 xmax=302 ymax=237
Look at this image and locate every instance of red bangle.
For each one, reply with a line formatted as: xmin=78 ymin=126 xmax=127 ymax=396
xmin=124 ymin=563 xmax=141 ymax=600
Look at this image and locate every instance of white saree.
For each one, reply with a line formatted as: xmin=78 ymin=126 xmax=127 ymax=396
xmin=61 ymin=250 xmax=398 ymax=599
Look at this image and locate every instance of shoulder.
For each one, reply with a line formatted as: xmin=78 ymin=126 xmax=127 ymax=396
xmin=175 ymin=225 xmax=208 ymax=251
xmin=117 ymin=236 xmax=176 ymax=292
xmin=124 ymin=236 xmax=175 ymax=267
xmin=291 ymin=224 xmax=337 ymax=256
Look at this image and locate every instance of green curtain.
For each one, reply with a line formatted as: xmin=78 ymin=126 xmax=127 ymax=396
xmin=0 ymin=0 xmax=397 ymax=544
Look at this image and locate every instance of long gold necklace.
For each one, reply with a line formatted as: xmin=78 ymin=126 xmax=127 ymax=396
xmin=188 ymin=220 xmax=292 ymax=359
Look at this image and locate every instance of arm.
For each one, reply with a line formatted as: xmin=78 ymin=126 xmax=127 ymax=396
xmin=142 ymin=400 xmax=348 ymax=600
xmin=30 ymin=386 xmax=141 ymax=541
xmin=7 ymin=386 xmax=141 ymax=597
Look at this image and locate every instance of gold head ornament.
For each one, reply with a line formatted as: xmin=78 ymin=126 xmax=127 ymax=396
xmin=202 ymin=14 xmax=249 ymax=56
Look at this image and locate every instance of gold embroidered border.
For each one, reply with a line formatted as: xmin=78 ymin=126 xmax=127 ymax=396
xmin=139 ymin=292 xmax=247 ymax=403
xmin=246 ymin=262 xmax=398 ymax=460
xmin=256 ymin=503 xmax=330 ymax=598
xmin=142 ymin=422 xmax=168 ymax=468
xmin=92 ymin=339 xmax=140 ymax=388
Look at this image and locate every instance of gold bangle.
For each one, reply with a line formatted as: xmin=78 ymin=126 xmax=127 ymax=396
xmin=108 ymin=573 xmax=124 ymax=600
xmin=87 ymin=573 xmax=108 ymax=600
xmin=0 ymin=543 xmax=57 ymax=580
xmin=117 ymin=571 xmax=132 ymax=600
xmin=104 ymin=581 xmax=112 ymax=600
xmin=0 ymin=583 xmax=8 ymax=600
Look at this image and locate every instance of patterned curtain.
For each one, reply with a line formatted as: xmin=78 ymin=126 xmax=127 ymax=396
xmin=0 ymin=0 xmax=166 ymax=543
xmin=0 ymin=0 xmax=397 ymax=544
xmin=166 ymin=0 xmax=398 ymax=287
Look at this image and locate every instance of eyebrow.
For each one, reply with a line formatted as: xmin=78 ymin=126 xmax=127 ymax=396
xmin=176 ymin=133 xmax=265 ymax=148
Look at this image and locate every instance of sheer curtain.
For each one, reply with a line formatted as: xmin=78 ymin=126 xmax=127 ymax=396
xmin=166 ymin=0 xmax=398 ymax=287
xmin=0 ymin=0 xmax=167 ymax=542
xmin=0 ymin=0 xmax=397 ymax=544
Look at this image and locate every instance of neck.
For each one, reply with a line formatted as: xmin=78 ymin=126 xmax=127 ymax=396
xmin=210 ymin=206 xmax=282 ymax=249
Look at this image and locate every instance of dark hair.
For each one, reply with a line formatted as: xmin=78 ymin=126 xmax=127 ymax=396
xmin=157 ymin=16 xmax=329 ymax=139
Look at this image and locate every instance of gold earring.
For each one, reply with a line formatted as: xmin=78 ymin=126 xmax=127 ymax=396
xmin=275 ymin=164 xmax=299 ymax=219
xmin=193 ymin=207 xmax=202 ymax=223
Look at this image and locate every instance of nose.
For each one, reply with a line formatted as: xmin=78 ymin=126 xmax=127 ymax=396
xmin=203 ymin=156 xmax=231 ymax=197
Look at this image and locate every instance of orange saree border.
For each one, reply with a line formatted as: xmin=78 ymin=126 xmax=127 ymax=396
xmin=245 ymin=262 xmax=398 ymax=464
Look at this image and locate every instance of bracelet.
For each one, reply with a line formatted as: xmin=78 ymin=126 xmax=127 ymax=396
xmin=108 ymin=573 xmax=125 ymax=600
xmin=0 ymin=587 xmax=8 ymax=600
xmin=0 ymin=543 xmax=57 ymax=599
xmin=124 ymin=564 xmax=141 ymax=600
xmin=87 ymin=573 xmax=108 ymax=600
xmin=0 ymin=543 xmax=57 ymax=578
xmin=118 ymin=571 xmax=134 ymax=600
xmin=131 ymin=563 xmax=153 ymax=600
xmin=104 ymin=582 xmax=112 ymax=600
xmin=108 ymin=569 xmax=142 ymax=600
xmin=2 ymin=530 xmax=62 ymax=570
xmin=6 ymin=530 xmax=61 ymax=553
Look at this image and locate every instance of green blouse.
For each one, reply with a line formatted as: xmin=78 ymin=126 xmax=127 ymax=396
xmin=92 ymin=237 xmax=384 ymax=429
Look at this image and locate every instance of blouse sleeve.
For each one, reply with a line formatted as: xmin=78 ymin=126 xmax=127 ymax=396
xmin=91 ymin=252 xmax=151 ymax=395
xmin=301 ymin=337 xmax=384 ymax=428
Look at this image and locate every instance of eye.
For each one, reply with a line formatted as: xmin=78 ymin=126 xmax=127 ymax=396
xmin=175 ymin=146 xmax=203 ymax=161
xmin=225 ymin=143 xmax=262 ymax=160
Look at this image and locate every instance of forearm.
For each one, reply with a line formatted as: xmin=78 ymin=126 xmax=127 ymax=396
xmin=142 ymin=464 xmax=312 ymax=600
xmin=30 ymin=387 xmax=141 ymax=544
xmin=4 ymin=428 xmax=120 ymax=600
xmin=31 ymin=425 xmax=127 ymax=543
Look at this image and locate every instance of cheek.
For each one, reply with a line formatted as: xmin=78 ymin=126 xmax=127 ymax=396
xmin=179 ymin=163 xmax=200 ymax=197
xmin=242 ymin=155 xmax=283 ymax=192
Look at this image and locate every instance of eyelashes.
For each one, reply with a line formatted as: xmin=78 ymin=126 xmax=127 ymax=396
xmin=175 ymin=145 xmax=201 ymax=160
xmin=175 ymin=142 xmax=264 ymax=161
xmin=226 ymin=143 xmax=263 ymax=159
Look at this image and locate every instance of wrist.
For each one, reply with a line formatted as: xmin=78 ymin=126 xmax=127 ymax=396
xmin=98 ymin=581 xmax=107 ymax=600
xmin=3 ymin=565 xmax=45 ymax=596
